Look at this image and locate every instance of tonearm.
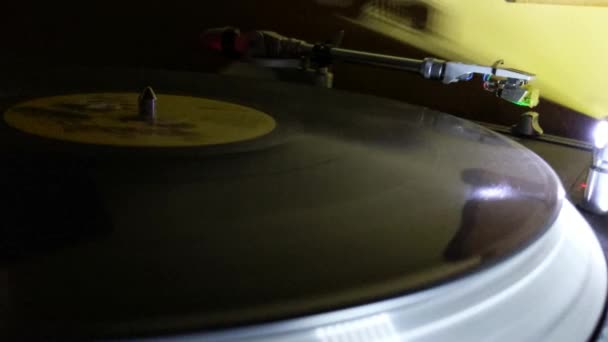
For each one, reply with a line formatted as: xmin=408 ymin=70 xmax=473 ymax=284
xmin=201 ymin=27 xmax=539 ymax=108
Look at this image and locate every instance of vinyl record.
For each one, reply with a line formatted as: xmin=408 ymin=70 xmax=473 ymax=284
xmin=0 ymin=68 xmax=561 ymax=340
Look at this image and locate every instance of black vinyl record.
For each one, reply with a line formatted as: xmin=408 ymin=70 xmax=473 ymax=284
xmin=0 ymin=68 xmax=561 ymax=340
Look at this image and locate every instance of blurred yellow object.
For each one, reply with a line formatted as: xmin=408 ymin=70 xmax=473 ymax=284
xmin=508 ymin=0 xmax=608 ymax=6
xmin=344 ymin=0 xmax=608 ymax=117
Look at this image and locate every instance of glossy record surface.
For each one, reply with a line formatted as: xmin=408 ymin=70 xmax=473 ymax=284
xmin=0 ymin=68 xmax=562 ymax=339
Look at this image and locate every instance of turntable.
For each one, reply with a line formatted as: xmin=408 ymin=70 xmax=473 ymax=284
xmin=0 ymin=29 xmax=606 ymax=342
xmin=0 ymin=66 xmax=604 ymax=341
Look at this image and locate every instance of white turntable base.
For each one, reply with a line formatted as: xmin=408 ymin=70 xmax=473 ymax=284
xmin=150 ymin=199 xmax=607 ymax=342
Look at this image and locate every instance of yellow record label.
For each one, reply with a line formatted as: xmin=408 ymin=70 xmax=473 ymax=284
xmin=3 ymin=93 xmax=276 ymax=147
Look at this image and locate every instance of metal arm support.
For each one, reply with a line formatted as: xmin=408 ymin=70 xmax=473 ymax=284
xmin=201 ymin=27 xmax=539 ymax=107
xmin=315 ymin=45 xmax=534 ymax=85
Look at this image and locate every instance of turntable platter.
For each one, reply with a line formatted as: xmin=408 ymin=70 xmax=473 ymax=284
xmin=0 ymin=68 xmax=561 ymax=340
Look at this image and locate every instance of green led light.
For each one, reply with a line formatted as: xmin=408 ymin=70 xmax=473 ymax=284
xmin=513 ymin=87 xmax=540 ymax=108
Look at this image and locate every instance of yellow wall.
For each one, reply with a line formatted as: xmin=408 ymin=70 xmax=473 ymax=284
xmin=348 ymin=0 xmax=608 ymax=118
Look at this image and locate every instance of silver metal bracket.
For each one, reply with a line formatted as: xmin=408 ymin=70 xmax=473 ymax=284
xmin=442 ymin=62 xmax=535 ymax=84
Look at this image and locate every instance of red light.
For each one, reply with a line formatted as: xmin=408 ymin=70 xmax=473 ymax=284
xmin=200 ymin=33 xmax=222 ymax=51
xmin=581 ymin=182 xmax=588 ymax=189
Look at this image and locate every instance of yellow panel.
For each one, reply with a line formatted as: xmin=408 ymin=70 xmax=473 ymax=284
xmin=509 ymin=0 xmax=608 ymax=5
xmin=348 ymin=0 xmax=608 ymax=118
xmin=4 ymin=93 xmax=276 ymax=147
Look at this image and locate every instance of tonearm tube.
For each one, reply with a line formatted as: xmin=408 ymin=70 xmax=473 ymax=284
xmin=201 ymin=27 xmax=539 ymax=108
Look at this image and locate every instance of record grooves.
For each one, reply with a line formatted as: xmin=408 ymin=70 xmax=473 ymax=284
xmin=0 ymin=68 xmax=561 ymax=339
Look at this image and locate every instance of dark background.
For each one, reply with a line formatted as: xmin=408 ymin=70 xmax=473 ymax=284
xmin=0 ymin=1 xmax=595 ymax=140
